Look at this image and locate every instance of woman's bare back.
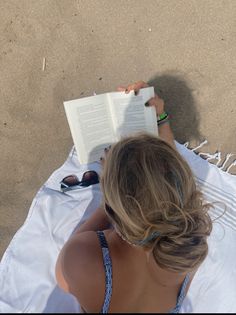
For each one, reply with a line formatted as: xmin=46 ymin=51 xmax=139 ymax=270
xmin=65 ymin=229 xmax=197 ymax=313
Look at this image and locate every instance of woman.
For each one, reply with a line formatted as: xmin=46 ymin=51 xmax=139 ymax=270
xmin=55 ymin=81 xmax=213 ymax=313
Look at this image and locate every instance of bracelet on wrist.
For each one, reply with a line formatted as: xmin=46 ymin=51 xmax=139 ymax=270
xmin=157 ymin=112 xmax=170 ymax=125
xmin=158 ymin=118 xmax=170 ymax=126
xmin=157 ymin=112 xmax=169 ymax=122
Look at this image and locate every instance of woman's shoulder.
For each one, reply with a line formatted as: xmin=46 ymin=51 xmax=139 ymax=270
xmin=63 ymin=230 xmax=101 ymax=266
xmin=60 ymin=230 xmax=107 ymax=312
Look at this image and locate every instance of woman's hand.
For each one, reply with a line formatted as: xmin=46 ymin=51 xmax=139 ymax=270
xmin=117 ymin=80 xmax=165 ymax=116
xmin=100 ymin=145 xmax=112 ymax=166
xmin=117 ymin=80 xmax=175 ymax=148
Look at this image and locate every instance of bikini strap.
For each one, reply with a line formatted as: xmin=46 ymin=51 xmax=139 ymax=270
xmin=96 ymin=231 xmax=113 ymax=313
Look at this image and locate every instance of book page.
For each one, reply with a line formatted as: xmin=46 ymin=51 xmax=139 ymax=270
xmin=64 ymin=94 xmax=116 ymax=164
xmin=108 ymin=87 xmax=158 ymax=139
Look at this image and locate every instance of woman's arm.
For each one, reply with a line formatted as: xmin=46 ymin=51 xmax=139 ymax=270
xmin=117 ymin=80 xmax=175 ymax=148
xmin=56 ymin=207 xmax=111 ymax=300
xmin=74 ymin=206 xmax=111 ymax=234
xmin=157 ymin=118 xmax=175 ymax=148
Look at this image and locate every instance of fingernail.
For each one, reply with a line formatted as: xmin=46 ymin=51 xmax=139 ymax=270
xmin=145 ymin=102 xmax=149 ymax=107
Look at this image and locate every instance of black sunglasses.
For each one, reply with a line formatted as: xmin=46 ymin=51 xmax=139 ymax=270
xmin=60 ymin=170 xmax=99 ymax=192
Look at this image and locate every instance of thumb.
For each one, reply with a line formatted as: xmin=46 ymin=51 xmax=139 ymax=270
xmin=116 ymin=86 xmax=127 ymax=91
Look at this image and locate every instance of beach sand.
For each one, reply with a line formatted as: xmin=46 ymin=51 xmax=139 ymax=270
xmin=0 ymin=0 xmax=236 ymax=258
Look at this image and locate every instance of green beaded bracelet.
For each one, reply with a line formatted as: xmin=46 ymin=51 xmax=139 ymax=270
xmin=157 ymin=112 xmax=169 ymax=122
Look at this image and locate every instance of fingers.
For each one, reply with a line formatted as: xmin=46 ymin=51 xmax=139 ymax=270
xmin=104 ymin=146 xmax=110 ymax=154
xmin=117 ymin=86 xmax=127 ymax=92
xmin=126 ymin=81 xmax=149 ymax=94
xmin=117 ymin=81 xmax=149 ymax=95
xmin=100 ymin=145 xmax=112 ymax=165
xmin=145 ymin=96 xmax=158 ymax=107
xmin=144 ymin=95 xmax=165 ymax=115
xmin=100 ymin=156 xmax=105 ymax=167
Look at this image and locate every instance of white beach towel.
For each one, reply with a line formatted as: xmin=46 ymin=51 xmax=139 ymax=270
xmin=0 ymin=141 xmax=236 ymax=313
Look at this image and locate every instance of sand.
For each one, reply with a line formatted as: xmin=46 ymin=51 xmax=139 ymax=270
xmin=0 ymin=0 xmax=236 ymax=258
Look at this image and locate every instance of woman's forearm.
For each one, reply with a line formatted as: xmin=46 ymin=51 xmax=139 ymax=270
xmin=158 ymin=121 xmax=176 ymax=148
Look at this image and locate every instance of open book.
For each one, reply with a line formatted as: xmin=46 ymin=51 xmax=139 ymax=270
xmin=63 ymin=86 xmax=158 ymax=164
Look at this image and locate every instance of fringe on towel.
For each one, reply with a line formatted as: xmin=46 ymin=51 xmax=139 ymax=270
xmin=184 ymin=140 xmax=236 ymax=175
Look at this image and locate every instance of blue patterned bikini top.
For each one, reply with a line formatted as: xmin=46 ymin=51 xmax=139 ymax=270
xmin=96 ymin=231 xmax=190 ymax=314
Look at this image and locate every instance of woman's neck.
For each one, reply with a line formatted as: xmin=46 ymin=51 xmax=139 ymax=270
xmin=110 ymin=228 xmax=190 ymax=288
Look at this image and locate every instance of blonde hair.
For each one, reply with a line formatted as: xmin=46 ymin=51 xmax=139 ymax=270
xmin=100 ymin=132 xmax=213 ymax=273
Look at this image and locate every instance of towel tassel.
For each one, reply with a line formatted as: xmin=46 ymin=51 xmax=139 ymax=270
xmin=183 ymin=139 xmax=236 ymax=175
